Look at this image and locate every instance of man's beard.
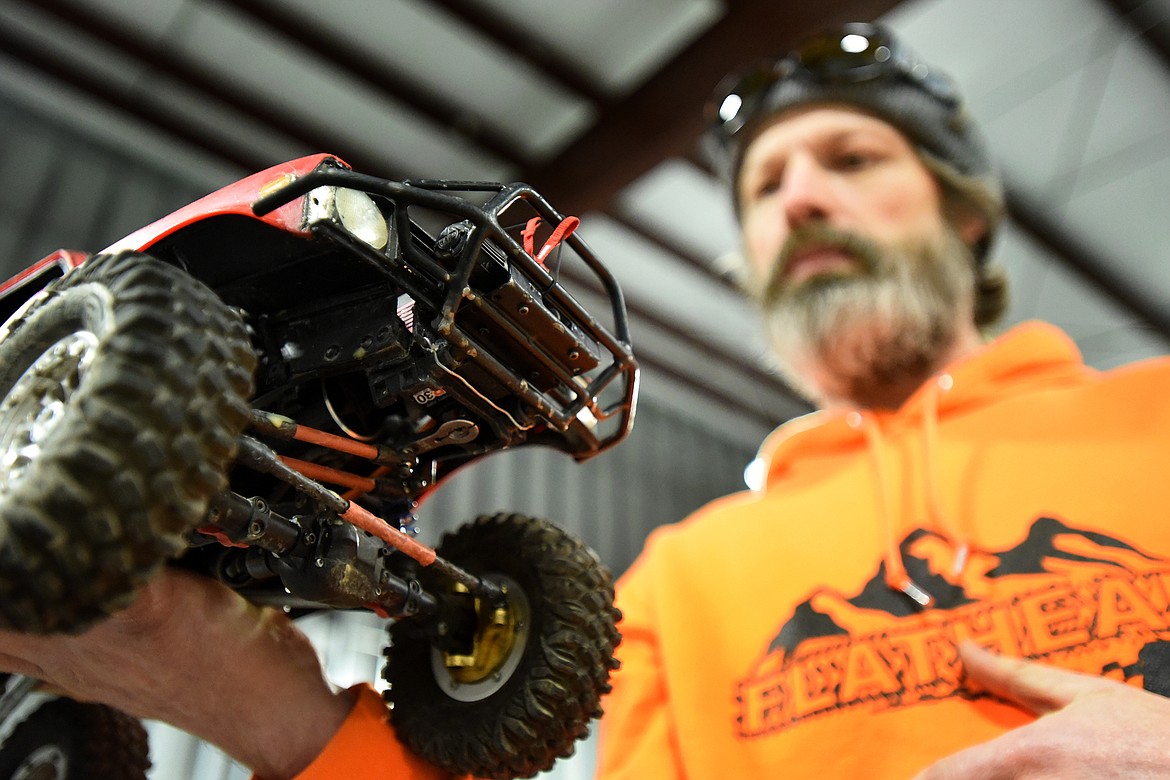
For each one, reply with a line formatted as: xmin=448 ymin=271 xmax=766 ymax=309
xmin=759 ymin=222 xmax=977 ymax=410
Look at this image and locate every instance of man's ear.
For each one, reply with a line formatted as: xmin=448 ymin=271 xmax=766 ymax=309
xmin=956 ymin=210 xmax=989 ymax=248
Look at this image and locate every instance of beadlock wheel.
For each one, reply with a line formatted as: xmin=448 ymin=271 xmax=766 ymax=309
xmin=0 ymin=251 xmax=256 ymax=633
xmin=0 ymin=331 xmax=98 ymax=494
xmin=383 ymin=513 xmax=621 ymax=779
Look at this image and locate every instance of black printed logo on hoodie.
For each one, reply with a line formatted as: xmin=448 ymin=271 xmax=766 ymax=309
xmin=736 ymin=516 xmax=1170 ymax=737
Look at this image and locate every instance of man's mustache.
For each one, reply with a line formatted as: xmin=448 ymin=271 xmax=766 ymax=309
xmin=763 ymin=223 xmax=882 ymax=306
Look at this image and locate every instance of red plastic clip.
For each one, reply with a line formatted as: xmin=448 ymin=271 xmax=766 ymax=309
xmin=536 ymin=216 xmax=580 ymax=265
xmin=522 ymin=216 xmax=542 ymax=257
xmin=521 ymin=216 xmax=580 ymax=268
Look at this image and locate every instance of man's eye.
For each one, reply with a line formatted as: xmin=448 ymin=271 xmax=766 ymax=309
xmin=836 ymin=151 xmax=876 ymax=170
xmin=745 ymin=173 xmax=784 ymax=202
xmin=755 ymin=179 xmax=781 ymax=197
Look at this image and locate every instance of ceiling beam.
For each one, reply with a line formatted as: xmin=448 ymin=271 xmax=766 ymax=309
xmin=1099 ymin=0 xmax=1170 ymax=71
xmin=605 ymin=212 xmax=740 ymax=295
xmin=426 ymin=0 xmax=610 ymax=104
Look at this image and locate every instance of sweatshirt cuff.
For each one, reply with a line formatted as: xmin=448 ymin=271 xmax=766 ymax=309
xmin=286 ymin=683 xmax=450 ymax=780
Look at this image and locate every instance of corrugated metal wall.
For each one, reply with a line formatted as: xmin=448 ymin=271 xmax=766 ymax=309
xmin=0 ymin=98 xmax=208 ymax=274
xmin=0 ymin=91 xmax=759 ymax=778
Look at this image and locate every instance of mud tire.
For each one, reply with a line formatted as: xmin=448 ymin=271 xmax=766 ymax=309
xmin=383 ymin=513 xmax=621 ymax=779
xmin=0 ymin=697 xmax=150 ymax=780
xmin=0 ymin=251 xmax=255 ymax=633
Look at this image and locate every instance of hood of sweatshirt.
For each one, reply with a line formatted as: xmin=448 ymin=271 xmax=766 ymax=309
xmin=753 ymin=321 xmax=1092 ymax=607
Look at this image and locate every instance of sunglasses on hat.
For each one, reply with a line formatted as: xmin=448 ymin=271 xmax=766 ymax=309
xmin=705 ymin=22 xmax=960 ymax=145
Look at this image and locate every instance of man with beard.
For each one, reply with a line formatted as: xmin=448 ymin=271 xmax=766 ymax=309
xmin=598 ymin=20 xmax=1170 ymax=780
xmin=3 ymin=20 xmax=1170 ymax=780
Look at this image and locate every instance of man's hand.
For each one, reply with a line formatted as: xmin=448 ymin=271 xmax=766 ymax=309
xmin=0 ymin=568 xmax=354 ymax=779
xmin=914 ymin=642 xmax=1170 ymax=779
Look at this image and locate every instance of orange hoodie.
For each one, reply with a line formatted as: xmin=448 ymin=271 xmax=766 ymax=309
xmin=599 ymin=321 xmax=1170 ymax=779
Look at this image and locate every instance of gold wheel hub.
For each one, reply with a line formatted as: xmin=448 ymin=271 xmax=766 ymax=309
xmin=444 ymin=584 xmax=519 ymax=684
xmin=433 ymin=576 xmax=531 ymax=702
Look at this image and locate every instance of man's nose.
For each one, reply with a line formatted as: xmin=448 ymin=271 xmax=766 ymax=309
xmin=779 ymin=156 xmax=835 ymax=229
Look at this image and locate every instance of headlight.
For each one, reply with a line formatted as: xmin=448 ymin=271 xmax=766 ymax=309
xmin=306 ymin=186 xmax=389 ymax=250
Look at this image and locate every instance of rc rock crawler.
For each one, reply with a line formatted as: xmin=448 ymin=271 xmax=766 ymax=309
xmin=0 ymin=153 xmax=639 ymax=779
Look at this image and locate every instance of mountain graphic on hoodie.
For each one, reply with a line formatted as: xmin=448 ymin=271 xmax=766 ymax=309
xmin=736 ymin=516 xmax=1170 ymax=737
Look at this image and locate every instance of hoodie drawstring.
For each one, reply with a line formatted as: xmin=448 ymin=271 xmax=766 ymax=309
xmin=854 ymin=377 xmax=970 ymax=609
xmin=921 ymin=378 xmax=969 ymax=576
xmin=854 ymin=412 xmax=935 ymax=608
